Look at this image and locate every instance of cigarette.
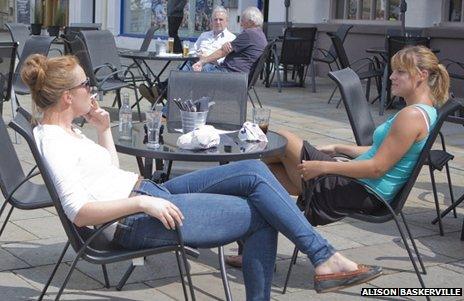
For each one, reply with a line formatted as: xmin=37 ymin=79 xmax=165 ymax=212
xmin=90 ymin=93 xmax=99 ymax=109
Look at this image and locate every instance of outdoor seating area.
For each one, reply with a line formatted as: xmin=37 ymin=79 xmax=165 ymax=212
xmin=1 ymin=6 xmax=464 ymax=301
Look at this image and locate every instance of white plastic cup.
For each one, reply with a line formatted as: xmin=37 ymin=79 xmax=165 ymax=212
xmin=180 ymin=110 xmax=208 ymax=133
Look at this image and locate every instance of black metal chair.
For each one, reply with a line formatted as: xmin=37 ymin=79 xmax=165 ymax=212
xmin=313 ymin=25 xmax=353 ymax=73
xmin=262 ymin=21 xmax=292 ymax=41
xmin=442 ymin=59 xmax=464 ymax=82
xmin=329 ymin=68 xmax=458 ymax=237
xmin=69 ymin=23 xmax=102 ymax=30
xmin=282 ymin=97 xmax=462 ymax=296
xmin=9 ymin=108 xmax=199 ymax=301
xmin=167 ymin=70 xmax=248 ymax=132
xmin=268 ymin=27 xmax=317 ymax=92
xmin=0 ymin=115 xmax=51 ymax=241
xmin=248 ymin=39 xmax=277 ymax=108
xmin=0 ymin=42 xmax=17 ymax=116
xmin=12 ymin=36 xmax=54 ymax=109
xmin=77 ymin=30 xmax=142 ymax=118
xmin=5 ymin=23 xmax=30 ymax=59
xmin=327 ymin=32 xmax=383 ymax=106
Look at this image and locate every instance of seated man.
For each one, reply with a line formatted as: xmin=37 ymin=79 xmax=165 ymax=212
xmin=194 ymin=6 xmax=236 ymax=64
xmin=191 ymin=6 xmax=267 ymax=74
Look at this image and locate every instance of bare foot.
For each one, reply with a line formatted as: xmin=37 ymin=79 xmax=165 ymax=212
xmin=314 ymin=252 xmax=358 ymax=275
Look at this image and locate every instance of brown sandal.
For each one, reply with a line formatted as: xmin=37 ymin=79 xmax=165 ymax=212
xmin=314 ymin=264 xmax=382 ymax=293
xmin=225 ymin=255 xmax=243 ymax=268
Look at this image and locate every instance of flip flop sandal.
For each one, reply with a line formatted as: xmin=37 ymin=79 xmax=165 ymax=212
xmin=138 ymin=83 xmax=156 ymax=104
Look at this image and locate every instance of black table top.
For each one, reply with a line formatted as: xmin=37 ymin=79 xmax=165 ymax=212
xmin=112 ymin=123 xmax=288 ymax=162
xmin=119 ymin=50 xmax=198 ymax=61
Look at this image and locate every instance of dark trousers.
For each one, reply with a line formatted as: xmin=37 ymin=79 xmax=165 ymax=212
xmin=168 ymin=16 xmax=183 ymax=53
xmin=300 ymin=141 xmax=381 ymax=226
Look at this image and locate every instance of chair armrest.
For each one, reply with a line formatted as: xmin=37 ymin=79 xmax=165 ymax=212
xmin=315 ymin=48 xmax=336 ymax=61
xmin=5 ymin=168 xmax=41 ymax=204
xmin=94 ymin=63 xmax=118 ymax=74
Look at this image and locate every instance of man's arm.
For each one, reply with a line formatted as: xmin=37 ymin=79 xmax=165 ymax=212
xmin=192 ymin=42 xmax=234 ymax=71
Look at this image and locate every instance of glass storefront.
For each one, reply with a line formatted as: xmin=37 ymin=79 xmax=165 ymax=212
xmin=121 ymin=0 xmax=224 ymax=38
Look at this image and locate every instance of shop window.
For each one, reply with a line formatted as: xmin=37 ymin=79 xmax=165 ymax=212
xmin=333 ymin=0 xmax=400 ymax=21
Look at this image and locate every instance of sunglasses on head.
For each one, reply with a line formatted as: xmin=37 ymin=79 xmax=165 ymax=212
xmin=70 ymin=77 xmax=91 ymax=92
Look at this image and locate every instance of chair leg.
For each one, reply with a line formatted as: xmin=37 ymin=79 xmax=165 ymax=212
xmin=400 ymin=212 xmax=426 ymax=275
xmin=365 ymin=78 xmax=371 ymax=102
xmin=444 ymin=162 xmax=457 ymax=218
xmin=116 ymin=263 xmax=136 ymax=291
xmin=175 ymin=250 xmax=189 ymax=301
xmin=218 ymin=246 xmax=233 ymax=301
xmin=310 ymin=59 xmax=316 ymax=93
xmin=432 ymin=193 xmax=464 ymax=225
xmin=54 ymin=247 xmax=80 ymax=300
xmin=282 ymin=246 xmax=299 ymax=294
xmin=38 ymin=241 xmax=70 ymax=301
xmin=176 ymin=229 xmax=196 ymax=301
xmin=247 ymin=91 xmax=256 ymax=109
xmin=252 ymin=87 xmax=263 ymax=108
xmin=101 ymin=264 xmax=110 ymax=289
xmin=391 ymin=212 xmax=427 ymax=290
xmin=0 ymin=206 xmax=13 ymax=239
xmin=461 ymin=219 xmax=464 ymax=241
xmin=327 ymin=86 xmax=337 ymax=104
xmin=429 ymin=166 xmax=444 ymax=236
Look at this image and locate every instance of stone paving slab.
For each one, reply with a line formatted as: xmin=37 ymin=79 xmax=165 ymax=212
xmin=0 ymin=271 xmax=40 ymax=301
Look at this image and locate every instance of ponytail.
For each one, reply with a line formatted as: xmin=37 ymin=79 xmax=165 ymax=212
xmin=430 ymin=63 xmax=450 ymax=107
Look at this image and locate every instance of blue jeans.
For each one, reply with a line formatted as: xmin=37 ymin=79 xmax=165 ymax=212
xmin=114 ymin=160 xmax=335 ymax=300
xmin=181 ymin=61 xmax=230 ymax=72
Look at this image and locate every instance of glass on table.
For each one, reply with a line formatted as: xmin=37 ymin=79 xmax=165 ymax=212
xmin=252 ymin=107 xmax=271 ymax=134
xmin=182 ymin=40 xmax=190 ymax=57
xmin=145 ymin=110 xmax=162 ymax=148
xmin=167 ymin=37 xmax=174 ymax=53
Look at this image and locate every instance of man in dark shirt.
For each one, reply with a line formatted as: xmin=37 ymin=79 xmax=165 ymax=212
xmin=192 ymin=6 xmax=267 ymax=74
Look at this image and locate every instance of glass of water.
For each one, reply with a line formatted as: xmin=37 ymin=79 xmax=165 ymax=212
xmin=145 ymin=110 xmax=162 ymax=148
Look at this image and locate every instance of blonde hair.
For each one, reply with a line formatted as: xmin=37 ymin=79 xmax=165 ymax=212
xmin=21 ymin=54 xmax=80 ymax=113
xmin=391 ymin=46 xmax=450 ymax=106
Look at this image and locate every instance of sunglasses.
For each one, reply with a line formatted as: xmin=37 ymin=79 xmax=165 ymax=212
xmin=69 ymin=77 xmax=91 ymax=93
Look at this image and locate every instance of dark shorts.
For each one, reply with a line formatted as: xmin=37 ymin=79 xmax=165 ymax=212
xmin=299 ymin=141 xmax=382 ymax=226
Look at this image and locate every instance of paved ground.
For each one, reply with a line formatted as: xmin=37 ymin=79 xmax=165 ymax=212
xmin=1 ymin=38 xmax=464 ymax=300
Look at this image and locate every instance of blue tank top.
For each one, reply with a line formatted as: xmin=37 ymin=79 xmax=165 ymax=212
xmin=354 ymin=104 xmax=437 ymax=202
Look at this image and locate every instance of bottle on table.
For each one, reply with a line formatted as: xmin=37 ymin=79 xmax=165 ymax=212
xmin=118 ymin=92 xmax=133 ymax=141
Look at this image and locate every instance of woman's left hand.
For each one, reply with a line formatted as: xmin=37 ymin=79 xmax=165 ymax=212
xmin=297 ymin=160 xmax=325 ymax=181
xmin=84 ymin=106 xmax=110 ymax=133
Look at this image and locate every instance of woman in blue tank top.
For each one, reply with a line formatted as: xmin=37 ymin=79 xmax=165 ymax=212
xmin=264 ymin=45 xmax=450 ymax=228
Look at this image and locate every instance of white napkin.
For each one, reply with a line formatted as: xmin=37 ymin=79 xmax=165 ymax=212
xmin=238 ymin=122 xmax=268 ymax=142
xmin=177 ymin=125 xmax=220 ymax=150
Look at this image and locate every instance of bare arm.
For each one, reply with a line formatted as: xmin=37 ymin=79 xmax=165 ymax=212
xmin=319 ymin=144 xmax=371 ymax=158
xmin=74 ymin=195 xmax=184 ymax=230
xmin=192 ymin=42 xmax=233 ymax=71
xmin=299 ymin=108 xmax=427 ymax=180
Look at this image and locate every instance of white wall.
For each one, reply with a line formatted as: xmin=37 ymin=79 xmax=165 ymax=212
xmin=268 ymin=1 xmax=285 ymax=22
xmin=268 ymin=0 xmax=330 ymax=24
xmin=405 ymin=0 xmax=442 ymax=27
xmin=69 ymin=0 xmax=93 ymax=24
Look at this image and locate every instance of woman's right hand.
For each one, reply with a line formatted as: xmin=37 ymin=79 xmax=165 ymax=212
xmin=317 ymin=144 xmax=338 ymax=156
xmin=138 ymin=195 xmax=184 ymax=230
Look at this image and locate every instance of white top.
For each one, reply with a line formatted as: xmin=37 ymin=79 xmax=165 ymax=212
xmin=33 ymin=125 xmax=139 ymax=227
xmin=194 ymin=29 xmax=236 ymax=64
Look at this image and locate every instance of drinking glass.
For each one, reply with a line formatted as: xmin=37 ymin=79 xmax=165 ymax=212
xmin=182 ymin=40 xmax=190 ymax=57
xmin=252 ymin=108 xmax=271 ymax=134
xmin=145 ymin=111 xmax=162 ymax=148
xmin=167 ymin=37 xmax=174 ymax=53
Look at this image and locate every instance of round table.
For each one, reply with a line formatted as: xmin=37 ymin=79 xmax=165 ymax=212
xmin=112 ymin=123 xmax=288 ymax=178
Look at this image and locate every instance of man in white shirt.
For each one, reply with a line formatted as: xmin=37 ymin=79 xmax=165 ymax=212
xmin=194 ymin=6 xmax=236 ymax=64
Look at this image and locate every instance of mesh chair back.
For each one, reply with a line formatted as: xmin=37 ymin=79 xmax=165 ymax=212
xmin=0 ymin=116 xmax=26 ymax=200
xmin=9 ymin=108 xmax=88 ymax=251
xmin=248 ymin=40 xmax=276 ymax=88
xmin=325 ymin=24 xmax=353 ymax=63
xmin=280 ymin=27 xmax=317 ymax=66
xmin=0 ymin=42 xmax=18 ymax=106
xmin=13 ymin=36 xmax=54 ymax=94
xmin=328 ymin=68 xmax=375 ymax=146
xmin=167 ymin=71 xmax=248 ymax=131
xmin=79 ymin=30 xmax=122 ymax=78
xmin=63 ymin=26 xmax=99 ymax=54
xmin=327 ymin=32 xmax=350 ymax=69
xmin=5 ymin=23 xmax=30 ymax=58
xmin=263 ymin=22 xmax=292 ymax=41
xmin=140 ymin=26 xmax=159 ymax=52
